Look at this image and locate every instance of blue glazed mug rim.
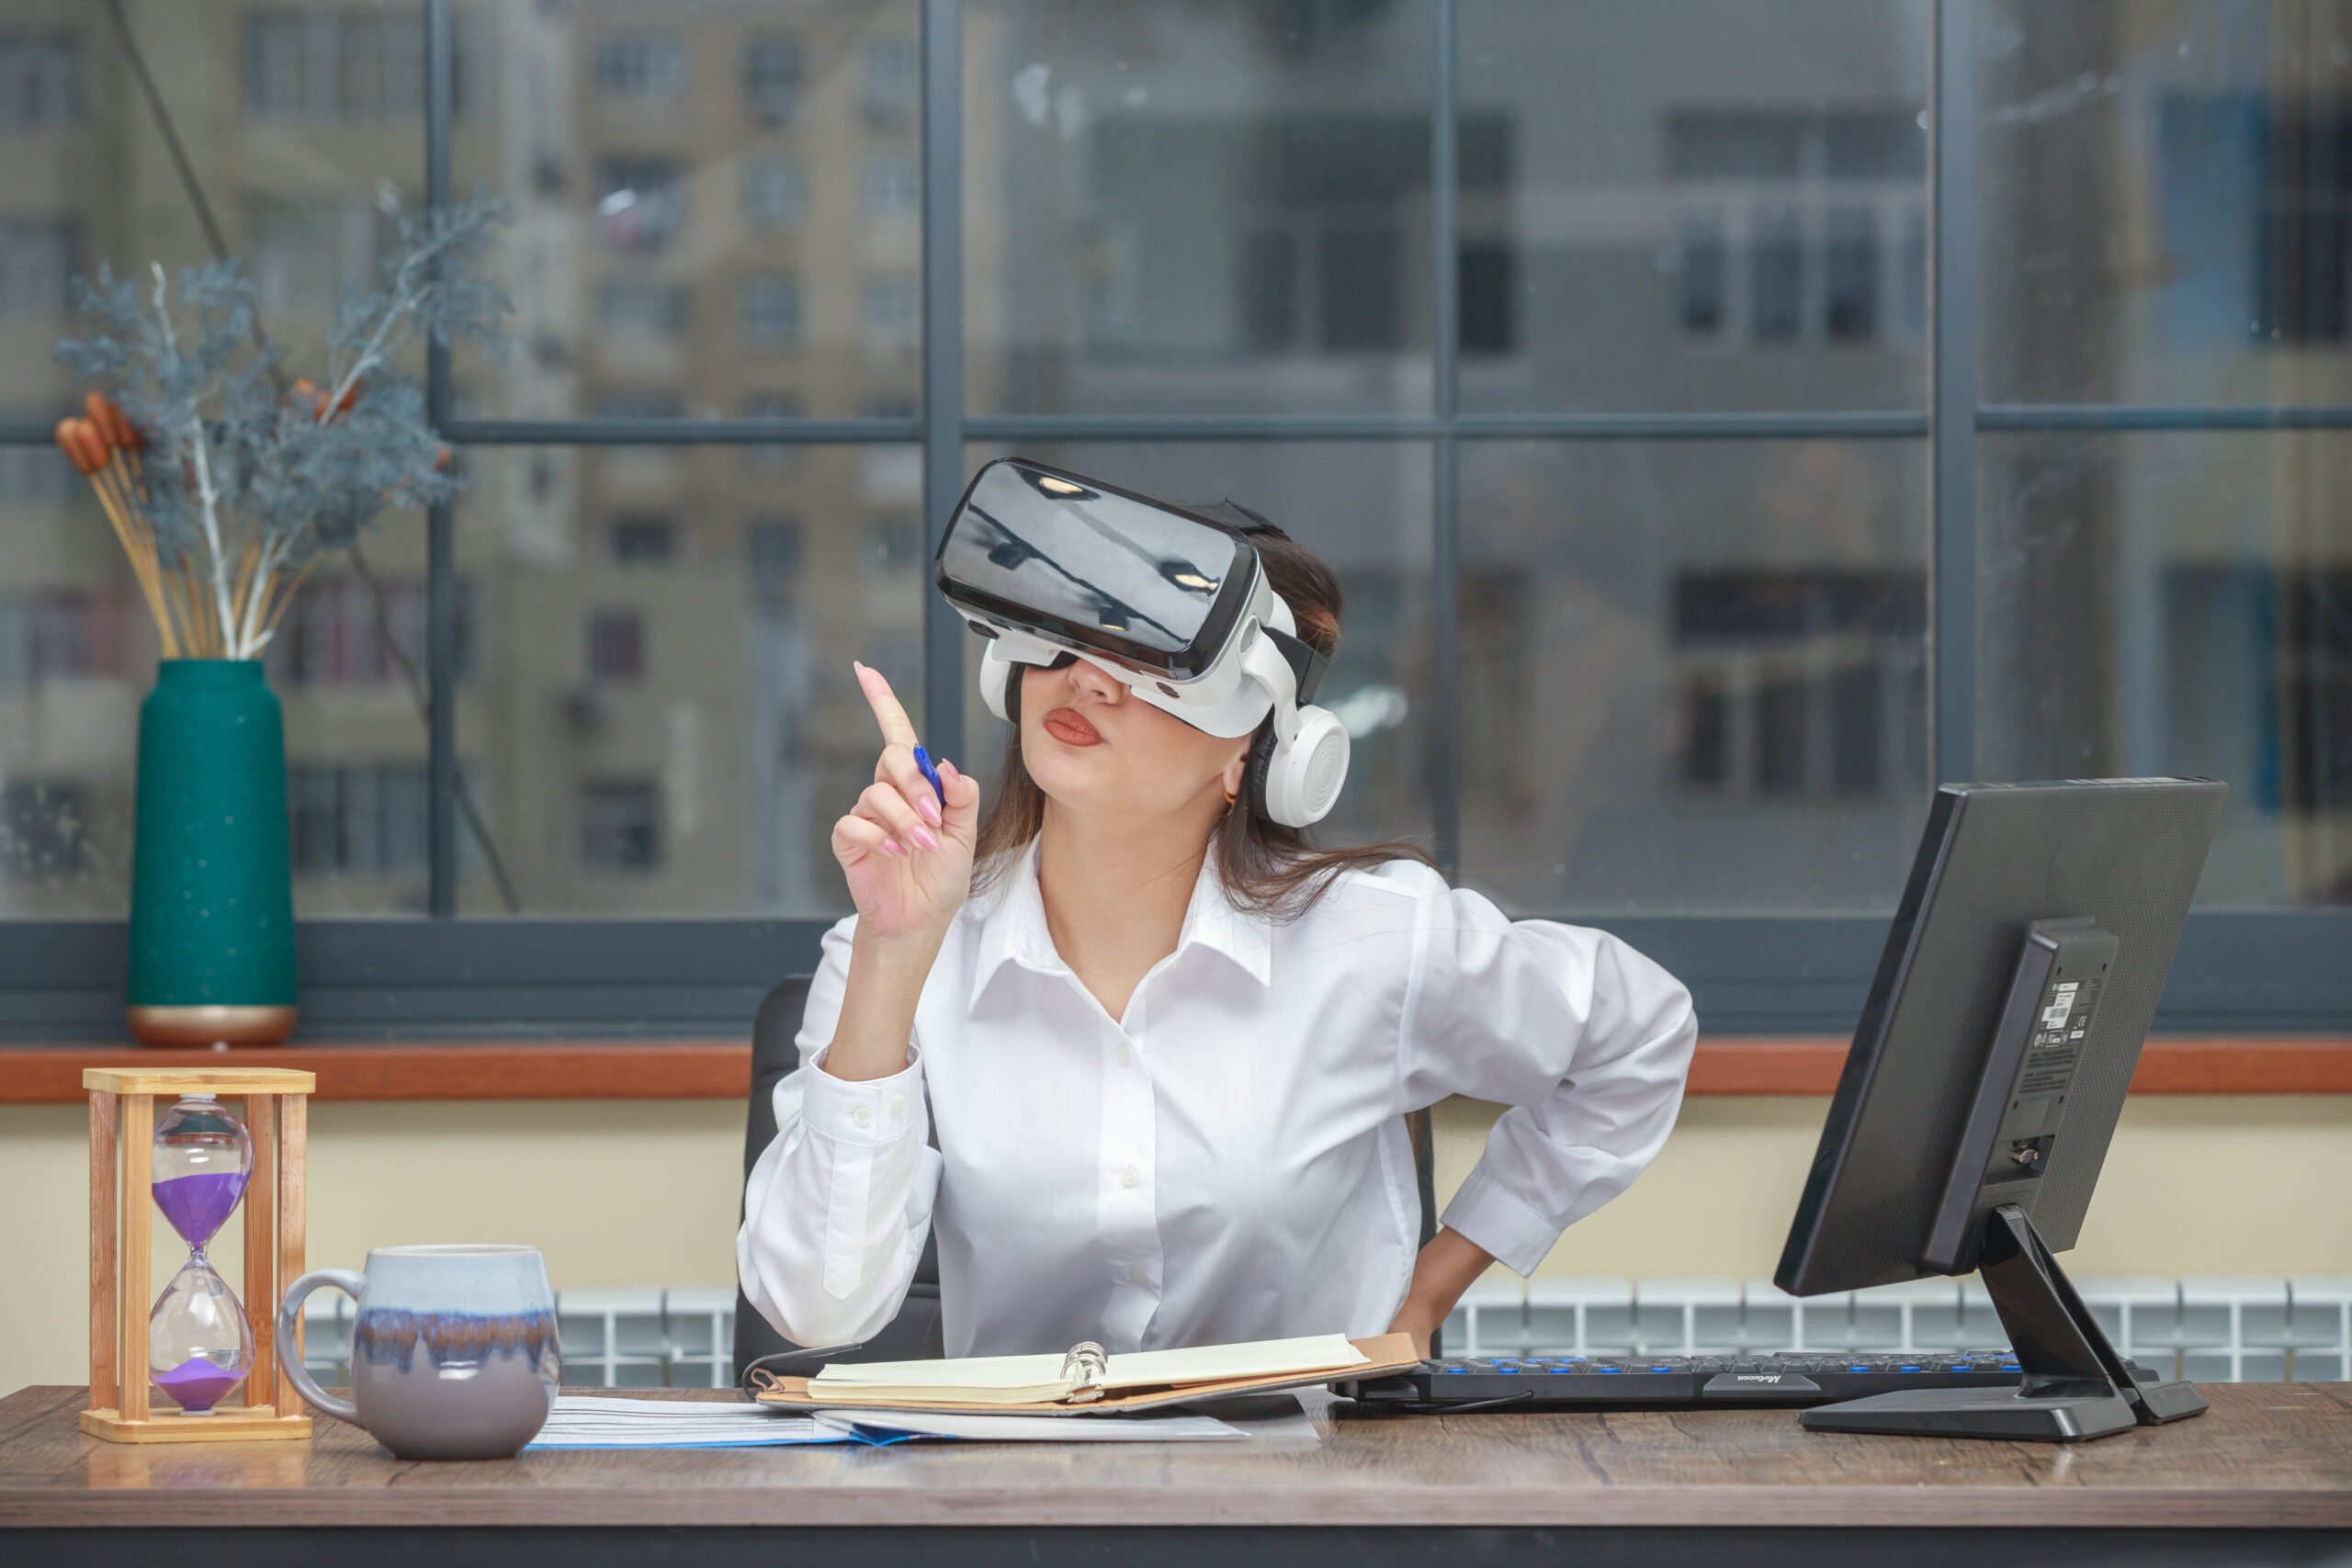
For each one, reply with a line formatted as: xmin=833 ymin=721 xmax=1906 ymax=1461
xmin=370 ymin=1243 xmax=539 ymax=1258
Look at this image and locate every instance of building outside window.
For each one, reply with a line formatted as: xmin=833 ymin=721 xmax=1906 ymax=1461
xmin=0 ymin=31 xmax=79 ymax=128
xmin=742 ymin=159 xmax=805 ymax=230
xmin=580 ymin=780 xmax=662 ymax=872
xmin=586 ymin=609 xmax=645 ymax=684
xmin=742 ymin=275 xmax=801 ymax=349
xmin=594 ymin=34 xmax=683 ymax=98
xmin=596 ymin=159 xmax=684 ymax=253
xmin=745 ymin=35 xmax=802 ymax=124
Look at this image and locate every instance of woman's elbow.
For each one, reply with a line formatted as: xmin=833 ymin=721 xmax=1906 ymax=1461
xmin=735 ymin=1224 xmax=905 ymax=1349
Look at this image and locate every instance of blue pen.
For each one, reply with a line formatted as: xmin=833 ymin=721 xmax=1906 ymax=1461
xmin=910 ymin=744 xmax=945 ymax=808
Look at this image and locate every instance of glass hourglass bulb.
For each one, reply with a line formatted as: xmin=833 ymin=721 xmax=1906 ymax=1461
xmin=149 ymin=1095 xmax=255 ymax=1415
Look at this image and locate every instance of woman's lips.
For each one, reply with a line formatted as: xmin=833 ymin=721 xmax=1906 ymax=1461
xmin=1041 ymin=707 xmax=1103 ymax=747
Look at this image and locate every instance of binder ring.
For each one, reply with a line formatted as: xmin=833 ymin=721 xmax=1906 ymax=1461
xmin=1061 ymin=1340 xmax=1108 ymax=1403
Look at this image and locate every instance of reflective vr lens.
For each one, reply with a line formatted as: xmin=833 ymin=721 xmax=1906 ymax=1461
xmin=935 ymin=458 xmax=1258 ymax=679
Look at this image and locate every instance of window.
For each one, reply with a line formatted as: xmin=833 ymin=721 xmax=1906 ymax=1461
xmin=742 ymin=275 xmax=801 ymax=349
xmin=610 ymin=517 xmax=676 ymax=566
xmin=742 ymin=394 xmax=803 ymax=469
xmin=1669 ymin=570 xmax=1928 ymax=799
xmin=598 ymin=390 xmax=684 ymax=421
xmin=1667 ymin=109 xmax=1926 ymax=347
xmin=748 ymin=517 xmax=802 ymax=580
xmin=5 ymin=2 xmax=2336 ymax=1037
xmin=596 ymin=279 xmax=688 ymax=339
xmin=862 ymin=276 xmax=920 ymax=348
xmin=594 ymin=35 xmax=683 ymax=98
xmin=743 ymin=160 xmax=805 ymax=230
xmin=745 ymin=36 xmax=802 ymax=124
xmin=241 ymin=9 xmax=436 ymax=121
xmin=863 ymin=153 xmax=920 ymax=217
xmin=596 ymin=159 xmax=684 ymax=253
xmin=580 ymin=780 xmax=662 ymax=872
xmin=287 ymin=765 xmax=432 ymax=879
xmin=586 ymin=610 xmax=644 ymax=684
xmin=0 ymin=32 xmax=80 ymax=127
xmin=0 ymin=780 xmax=87 ymax=882
xmin=862 ymin=37 xmax=918 ymax=128
xmin=0 ymin=220 xmax=75 ymax=315
xmin=266 ymin=578 xmax=476 ymax=689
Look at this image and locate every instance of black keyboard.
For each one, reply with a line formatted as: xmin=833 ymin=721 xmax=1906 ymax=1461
xmin=1338 ymin=1350 xmax=2159 ymax=1410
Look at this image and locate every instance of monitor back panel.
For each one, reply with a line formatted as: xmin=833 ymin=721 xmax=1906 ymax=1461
xmin=1778 ymin=779 xmax=2224 ymax=1295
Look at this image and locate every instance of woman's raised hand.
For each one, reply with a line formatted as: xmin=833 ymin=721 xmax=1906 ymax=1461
xmin=832 ymin=660 xmax=982 ymax=943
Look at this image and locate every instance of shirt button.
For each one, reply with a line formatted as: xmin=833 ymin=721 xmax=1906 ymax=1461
xmin=851 ymin=1106 xmax=872 ymax=1127
xmin=887 ymin=1092 xmax=907 ymax=1113
xmin=1119 ymin=1165 xmax=1139 ymax=1189
xmin=1115 ymin=1043 xmax=1131 ymax=1066
xmin=1127 ymin=1266 xmax=1147 ymax=1286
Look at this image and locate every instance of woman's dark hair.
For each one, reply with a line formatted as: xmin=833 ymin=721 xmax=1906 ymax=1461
xmin=968 ymin=500 xmax=1442 ymax=920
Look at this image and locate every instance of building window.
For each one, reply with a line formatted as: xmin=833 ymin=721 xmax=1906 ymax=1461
xmin=0 ymin=779 xmax=87 ymax=882
xmin=287 ymin=764 xmax=432 ymax=879
xmin=267 ymin=577 xmax=476 ymax=689
xmin=743 ymin=159 xmax=805 ymax=230
xmin=742 ymin=275 xmax=801 ymax=349
xmin=747 ymin=516 xmax=802 ymax=580
xmin=250 ymin=200 xmax=384 ymax=313
xmin=862 ymin=276 xmax=920 ymax=348
xmin=0 ymin=220 xmax=76 ymax=315
xmin=594 ymin=34 xmax=682 ymax=98
xmin=745 ymin=36 xmax=801 ymax=124
xmin=241 ymin=9 xmax=438 ymax=122
xmin=862 ymin=36 xmax=918 ymax=129
xmin=743 ymin=393 xmax=804 ymax=469
xmin=596 ymin=159 xmax=684 ymax=253
xmin=1670 ymin=570 xmax=1928 ymax=799
xmin=580 ymin=780 xmax=661 ymax=872
xmin=587 ymin=609 xmax=644 ymax=683
xmin=1667 ymin=109 xmax=1926 ymax=346
xmin=863 ymin=153 xmax=920 ymax=217
xmin=598 ymin=389 xmax=684 ymax=421
xmin=0 ymin=32 xmax=80 ymax=127
xmin=0 ymin=590 xmax=105 ymax=686
xmin=596 ymin=278 xmax=687 ymax=339
xmin=609 ymin=516 xmax=676 ymax=566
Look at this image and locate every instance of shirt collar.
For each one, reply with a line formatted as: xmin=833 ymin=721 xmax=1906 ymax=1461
xmin=967 ymin=837 xmax=1272 ymax=1009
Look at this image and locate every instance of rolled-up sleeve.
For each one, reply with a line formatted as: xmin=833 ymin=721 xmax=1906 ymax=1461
xmin=737 ymin=913 xmax=944 ymax=1348
xmin=1396 ymin=877 xmax=1698 ymax=1276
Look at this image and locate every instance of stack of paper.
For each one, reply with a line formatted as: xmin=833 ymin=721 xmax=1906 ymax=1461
xmin=530 ymin=1394 xmax=849 ymax=1449
xmin=803 ymin=1332 xmax=1370 ymax=1406
xmin=527 ymin=1392 xmax=1317 ymax=1449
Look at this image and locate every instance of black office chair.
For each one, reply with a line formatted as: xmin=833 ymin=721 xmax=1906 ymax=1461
xmin=732 ymin=975 xmax=1442 ymax=1381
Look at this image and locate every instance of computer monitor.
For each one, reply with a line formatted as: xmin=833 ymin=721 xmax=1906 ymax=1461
xmin=1773 ymin=777 xmax=2226 ymax=1442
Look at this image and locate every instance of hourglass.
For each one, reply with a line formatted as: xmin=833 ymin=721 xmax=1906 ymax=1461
xmin=83 ymin=1066 xmax=314 ymax=1443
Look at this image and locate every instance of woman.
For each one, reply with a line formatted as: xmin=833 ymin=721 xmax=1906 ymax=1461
xmin=739 ymin=506 xmax=1698 ymax=1359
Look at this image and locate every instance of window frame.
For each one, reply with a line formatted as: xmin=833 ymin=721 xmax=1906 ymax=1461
xmin=2 ymin=0 xmax=2347 ymax=1041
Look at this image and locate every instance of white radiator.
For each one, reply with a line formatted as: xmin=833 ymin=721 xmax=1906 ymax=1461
xmin=295 ymin=1275 xmax=2352 ymax=1387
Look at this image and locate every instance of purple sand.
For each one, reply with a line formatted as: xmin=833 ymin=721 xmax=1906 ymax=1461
xmin=153 ymin=1170 xmax=247 ymax=1246
xmin=153 ymin=1357 xmax=244 ymax=1413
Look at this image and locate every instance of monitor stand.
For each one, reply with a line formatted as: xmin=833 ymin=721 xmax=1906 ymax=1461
xmin=1799 ymin=1203 xmax=2208 ymax=1442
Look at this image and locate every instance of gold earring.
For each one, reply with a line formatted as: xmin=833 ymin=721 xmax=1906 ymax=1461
xmin=1222 ymin=784 xmax=1238 ymax=816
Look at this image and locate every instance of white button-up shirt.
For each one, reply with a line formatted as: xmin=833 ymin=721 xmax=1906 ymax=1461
xmin=738 ymin=839 xmax=1698 ymax=1358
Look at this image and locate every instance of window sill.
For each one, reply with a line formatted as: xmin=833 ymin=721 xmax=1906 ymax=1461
xmin=1 ymin=1036 xmax=2346 ymax=1104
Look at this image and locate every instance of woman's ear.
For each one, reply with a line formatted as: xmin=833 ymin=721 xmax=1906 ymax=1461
xmin=1220 ymin=748 xmax=1249 ymax=800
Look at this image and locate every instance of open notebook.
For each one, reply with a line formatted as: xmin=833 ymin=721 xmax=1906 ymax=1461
xmin=750 ymin=1332 xmax=1423 ymax=1416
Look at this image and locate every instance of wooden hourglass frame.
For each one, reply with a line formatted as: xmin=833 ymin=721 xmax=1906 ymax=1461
xmin=83 ymin=1066 xmax=315 ymax=1443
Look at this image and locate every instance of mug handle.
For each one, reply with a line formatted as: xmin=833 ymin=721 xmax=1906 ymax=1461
xmin=277 ymin=1269 xmax=367 ymax=1426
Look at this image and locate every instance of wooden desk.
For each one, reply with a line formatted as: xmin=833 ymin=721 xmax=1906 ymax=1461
xmin=5 ymin=1383 xmax=2349 ymax=1567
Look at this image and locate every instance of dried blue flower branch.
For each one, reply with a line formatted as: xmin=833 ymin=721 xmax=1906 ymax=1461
xmin=54 ymin=193 xmax=512 ymax=660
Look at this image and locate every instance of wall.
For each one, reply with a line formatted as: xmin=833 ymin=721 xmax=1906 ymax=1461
xmin=6 ymin=1091 xmax=2349 ymax=1398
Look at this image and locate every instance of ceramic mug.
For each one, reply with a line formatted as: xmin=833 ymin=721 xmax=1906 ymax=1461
xmin=277 ymin=1244 xmax=560 ymax=1460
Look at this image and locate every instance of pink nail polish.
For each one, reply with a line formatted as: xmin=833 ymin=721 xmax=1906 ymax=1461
xmin=919 ymin=795 xmax=942 ymax=825
xmin=912 ymin=825 xmax=941 ymax=852
xmin=882 ymin=838 xmax=904 ymax=856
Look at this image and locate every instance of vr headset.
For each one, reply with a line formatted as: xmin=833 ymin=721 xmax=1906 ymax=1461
xmin=933 ymin=457 xmax=1351 ymax=829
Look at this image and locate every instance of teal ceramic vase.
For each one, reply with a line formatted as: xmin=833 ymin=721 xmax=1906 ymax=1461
xmin=126 ymin=659 xmax=298 ymax=1046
